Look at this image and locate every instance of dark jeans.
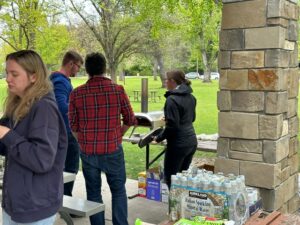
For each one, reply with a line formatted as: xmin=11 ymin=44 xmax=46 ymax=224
xmin=80 ymin=145 xmax=128 ymax=225
xmin=164 ymin=144 xmax=197 ymax=189
xmin=64 ymin=133 xmax=80 ymax=196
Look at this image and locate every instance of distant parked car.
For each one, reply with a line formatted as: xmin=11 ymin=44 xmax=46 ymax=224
xmin=185 ymin=72 xmax=201 ymax=79
xmin=210 ymin=72 xmax=220 ymax=80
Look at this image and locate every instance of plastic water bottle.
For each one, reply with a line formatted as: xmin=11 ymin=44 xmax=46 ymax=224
xmin=169 ymin=175 xmax=179 ymax=221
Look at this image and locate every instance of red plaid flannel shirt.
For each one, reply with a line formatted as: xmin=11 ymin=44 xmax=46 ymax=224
xmin=69 ymin=76 xmax=136 ymax=154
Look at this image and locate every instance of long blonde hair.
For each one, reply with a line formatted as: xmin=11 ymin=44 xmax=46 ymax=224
xmin=4 ymin=50 xmax=52 ymax=124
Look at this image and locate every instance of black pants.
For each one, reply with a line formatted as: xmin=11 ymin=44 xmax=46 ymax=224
xmin=164 ymin=144 xmax=197 ymax=189
xmin=64 ymin=133 xmax=80 ymax=196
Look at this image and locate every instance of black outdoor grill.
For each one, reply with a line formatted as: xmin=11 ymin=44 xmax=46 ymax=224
xmin=127 ymin=111 xmax=165 ymax=170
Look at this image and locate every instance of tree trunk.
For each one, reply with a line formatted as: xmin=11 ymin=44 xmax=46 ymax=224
xmin=157 ymin=56 xmax=166 ymax=87
xmin=110 ymin=65 xmax=117 ymax=82
xmin=201 ymin=49 xmax=212 ymax=83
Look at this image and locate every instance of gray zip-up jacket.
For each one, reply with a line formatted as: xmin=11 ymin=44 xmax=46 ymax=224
xmin=156 ymin=84 xmax=197 ymax=147
xmin=0 ymin=92 xmax=67 ymax=223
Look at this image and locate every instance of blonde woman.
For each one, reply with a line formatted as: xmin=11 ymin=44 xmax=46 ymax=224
xmin=0 ymin=50 xmax=67 ymax=225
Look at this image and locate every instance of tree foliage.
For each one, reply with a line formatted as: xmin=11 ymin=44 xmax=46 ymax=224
xmin=133 ymin=0 xmax=222 ymax=82
xmin=0 ymin=0 xmax=49 ymax=50
xmin=69 ymin=0 xmax=147 ymax=81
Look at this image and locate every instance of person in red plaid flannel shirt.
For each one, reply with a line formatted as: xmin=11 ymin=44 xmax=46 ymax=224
xmin=69 ymin=52 xmax=136 ymax=225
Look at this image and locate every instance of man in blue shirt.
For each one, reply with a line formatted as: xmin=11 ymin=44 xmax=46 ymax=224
xmin=49 ymin=51 xmax=83 ymax=199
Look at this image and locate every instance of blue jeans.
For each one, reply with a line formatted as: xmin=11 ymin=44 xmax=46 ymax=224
xmin=2 ymin=210 xmax=56 ymax=225
xmin=64 ymin=133 xmax=80 ymax=196
xmin=80 ymin=145 xmax=128 ymax=225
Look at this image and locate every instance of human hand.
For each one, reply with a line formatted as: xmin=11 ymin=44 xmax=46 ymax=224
xmin=152 ymin=136 xmax=157 ymax=143
xmin=0 ymin=125 xmax=10 ymax=139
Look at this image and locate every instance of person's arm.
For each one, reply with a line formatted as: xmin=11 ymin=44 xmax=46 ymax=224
xmin=68 ymin=91 xmax=79 ymax=134
xmin=155 ymin=98 xmax=180 ymax=143
xmin=53 ymin=80 xmax=70 ymax=117
xmin=0 ymin=118 xmax=10 ymax=155
xmin=0 ymin=100 xmax=63 ymax=173
xmin=121 ymin=125 xmax=130 ymax=136
xmin=120 ymin=86 xmax=137 ymax=135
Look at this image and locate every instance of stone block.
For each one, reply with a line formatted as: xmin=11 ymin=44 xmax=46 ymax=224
xmin=281 ymin=120 xmax=288 ymax=137
xmin=289 ymin=47 xmax=298 ymax=67
xmin=231 ymin=91 xmax=264 ymax=112
xmin=263 ymin=135 xmax=290 ymax=163
xmin=280 ymin=158 xmax=289 ymax=170
xmin=248 ymin=68 xmax=287 ymax=91
xmin=287 ymin=68 xmax=299 ymax=98
xmin=281 ymin=158 xmax=289 ymax=170
xmin=288 ymin=194 xmax=300 ymax=213
xmin=279 ymin=203 xmax=288 ymax=214
xmin=229 ymin=151 xmax=263 ymax=162
xmin=259 ymin=114 xmax=283 ymax=140
xmin=283 ymin=1 xmax=299 ymax=20
xmin=217 ymin=91 xmax=231 ymax=111
xmin=265 ymin=91 xmax=288 ymax=114
xmin=218 ymin=51 xmax=231 ymax=69
xmin=280 ymin=166 xmax=290 ymax=182
xmin=222 ymin=0 xmax=266 ymax=29
xmin=231 ymin=139 xmax=262 ymax=153
xmin=288 ymin=116 xmax=299 ymax=137
xmin=217 ymin=138 xmax=230 ymax=158
xmin=231 ymin=51 xmax=264 ymax=69
xmin=267 ymin=18 xmax=289 ymax=27
xmin=240 ymin=161 xmax=281 ymax=189
xmin=284 ymin=41 xmax=295 ymax=51
xmin=259 ymin=175 xmax=296 ymax=211
xmin=265 ymin=50 xmax=290 ymax=68
xmin=288 ymin=20 xmax=298 ymax=41
xmin=219 ymin=112 xmax=259 ymax=139
xmin=288 ymin=153 xmax=299 ymax=175
xmin=289 ymin=137 xmax=298 ymax=157
xmin=267 ymin=0 xmax=283 ymax=18
xmin=220 ymin=29 xmax=244 ymax=50
xmin=245 ymin=27 xmax=286 ymax=49
xmin=268 ymin=0 xmax=298 ymax=20
xmin=287 ymin=98 xmax=298 ymax=118
xmin=219 ymin=69 xmax=248 ymax=90
xmin=214 ymin=158 xmax=239 ymax=175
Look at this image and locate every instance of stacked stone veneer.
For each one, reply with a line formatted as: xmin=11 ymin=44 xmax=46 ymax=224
xmin=215 ymin=0 xmax=299 ymax=213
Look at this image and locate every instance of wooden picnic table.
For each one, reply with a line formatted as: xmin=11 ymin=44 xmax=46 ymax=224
xmin=133 ymin=90 xmax=140 ymax=102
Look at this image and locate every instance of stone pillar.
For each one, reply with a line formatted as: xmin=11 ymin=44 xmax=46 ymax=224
xmin=216 ymin=0 xmax=299 ymax=213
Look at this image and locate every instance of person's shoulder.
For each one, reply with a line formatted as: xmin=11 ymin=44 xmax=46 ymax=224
xmin=50 ymin=73 xmax=70 ymax=85
xmin=71 ymin=83 xmax=88 ymax=95
xmin=31 ymin=92 xmax=58 ymax=114
xmin=114 ymin=83 xmax=125 ymax=92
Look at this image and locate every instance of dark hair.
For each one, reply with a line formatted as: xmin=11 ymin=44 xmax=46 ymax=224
xmin=85 ymin=52 xmax=106 ymax=77
xmin=62 ymin=50 xmax=83 ymax=66
xmin=166 ymin=70 xmax=191 ymax=86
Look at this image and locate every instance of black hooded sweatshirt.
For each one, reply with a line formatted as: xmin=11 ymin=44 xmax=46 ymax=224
xmin=156 ymin=83 xmax=197 ymax=148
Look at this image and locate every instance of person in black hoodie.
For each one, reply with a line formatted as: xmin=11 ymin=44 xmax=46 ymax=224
xmin=0 ymin=50 xmax=67 ymax=225
xmin=154 ymin=70 xmax=197 ymax=189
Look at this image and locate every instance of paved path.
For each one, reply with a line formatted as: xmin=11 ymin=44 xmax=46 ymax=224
xmin=54 ymin=172 xmax=168 ymax=225
xmin=0 ymin=172 xmax=168 ymax=225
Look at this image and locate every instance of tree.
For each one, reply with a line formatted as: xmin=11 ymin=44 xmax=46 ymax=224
xmin=180 ymin=0 xmax=222 ymax=82
xmin=0 ymin=0 xmax=48 ymax=50
xmin=134 ymin=0 xmax=222 ymax=82
xmin=36 ymin=24 xmax=76 ymax=70
xmin=69 ymin=0 xmax=147 ymax=81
